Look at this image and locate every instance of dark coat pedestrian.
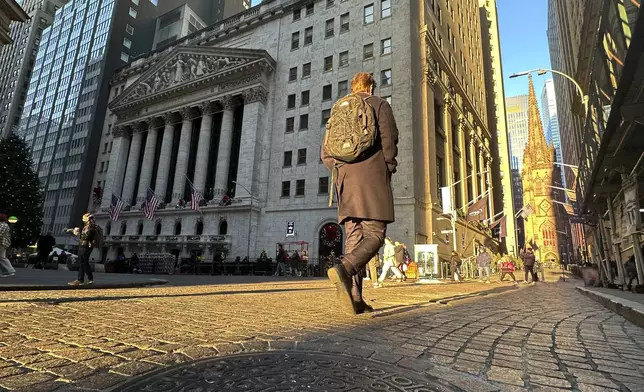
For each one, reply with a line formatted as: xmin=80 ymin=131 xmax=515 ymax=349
xmin=36 ymin=232 xmax=56 ymax=268
xmin=520 ymin=248 xmax=537 ymax=283
xmin=323 ymin=72 xmax=399 ymax=316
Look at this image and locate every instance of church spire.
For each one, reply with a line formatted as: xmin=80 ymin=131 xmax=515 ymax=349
xmin=523 ymin=75 xmax=552 ymax=168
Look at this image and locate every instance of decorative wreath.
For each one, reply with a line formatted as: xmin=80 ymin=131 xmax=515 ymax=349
xmin=321 ymin=224 xmax=341 ymax=248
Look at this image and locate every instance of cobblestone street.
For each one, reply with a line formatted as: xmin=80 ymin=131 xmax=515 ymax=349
xmin=0 ymin=273 xmax=643 ymax=391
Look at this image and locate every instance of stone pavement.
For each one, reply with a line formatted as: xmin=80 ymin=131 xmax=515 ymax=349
xmin=0 ymin=272 xmax=643 ymax=391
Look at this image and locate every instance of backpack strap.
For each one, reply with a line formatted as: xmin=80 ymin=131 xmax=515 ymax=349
xmin=328 ymin=162 xmax=344 ymax=207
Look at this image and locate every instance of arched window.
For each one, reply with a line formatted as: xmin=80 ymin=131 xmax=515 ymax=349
xmin=541 ymin=225 xmax=556 ymax=248
xmin=106 ymin=223 xmax=111 ymax=236
xmin=155 ymin=222 xmax=162 ymax=235
xmin=174 ymin=221 xmax=182 ymax=235
xmin=137 ymin=222 xmax=144 ymax=235
xmin=120 ymin=222 xmax=127 ymax=235
xmin=219 ymin=220 xmax=228 ymax=235
xmin=196 ymin=221 xmax=204 ymax=235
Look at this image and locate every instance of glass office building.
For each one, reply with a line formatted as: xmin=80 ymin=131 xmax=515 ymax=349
xmin=18 ymin=0 xmax=159 ymax=242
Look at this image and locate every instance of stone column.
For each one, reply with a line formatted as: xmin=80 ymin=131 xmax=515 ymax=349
xmin=171 ymin=107 xmax=194 ymax=203
xmin=458 ymin=117 xmax=468 ymax=206
xmin=101 ymin=126 xmax=131 ymax=209
xmin=155 ymin=113 xmax=174 ymax=203
xmin=193 ymin=102 xmax=215 ymax=196
xmin=121 ymin=123 xmax=144 ymax=206
xmin=478 ymin=142 xmax=486 ymax=198
xmin=469 ymin=132 xmax=479 ymax=199
xmin=136 ymin=118 xmax=159 ymax=203
xmin=235 ymin=87 xmax=268 ymax=198
xmin=443 ymin=96 xmax=454 ymax=207
xmin=213 ymin=96 xmax=237 ymax=197
xmin=486 ymin=155 xmax=494 ymax=219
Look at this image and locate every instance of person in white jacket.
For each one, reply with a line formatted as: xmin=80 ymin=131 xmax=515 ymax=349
xmin=0 ymin=214 xmax=16 ymax=277
xmin=377 ymin=237 xmax=402 ymax=286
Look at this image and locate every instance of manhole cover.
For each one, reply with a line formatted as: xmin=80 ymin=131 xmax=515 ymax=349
xmin=113 ymin=351 xmax=461 ymax=391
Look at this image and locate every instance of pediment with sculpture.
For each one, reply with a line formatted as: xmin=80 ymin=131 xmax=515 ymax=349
xmin=110 ymin=46 xmax=275 ymax=111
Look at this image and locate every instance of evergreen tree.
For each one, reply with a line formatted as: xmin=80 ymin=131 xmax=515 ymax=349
xmin=0 ymin=135 xmax=43 ymax=248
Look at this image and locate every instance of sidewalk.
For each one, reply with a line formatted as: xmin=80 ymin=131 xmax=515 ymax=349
xmin=0 ymin=269 xmax=168 ymax=291
xmin=577 ymin=285 xmax=644 ymax=328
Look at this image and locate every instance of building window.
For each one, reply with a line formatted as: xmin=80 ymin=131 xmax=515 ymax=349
xmin=339 ymin=51 xmax=349 ymax=67
xmin=306 ymin=3 xmax=314 ymax=15
xmin=304 ymin=26 xmax=313 ymax=45
xmin=289 ymin=67 xmax=297 ymax=82
xmin=293 ymin=8 xmax=301 ymax=21
xmin=297 ymin=148 xmax=307 ymax=165
xmin=340 ymin=13 xmax=350 ymax=33
xmin=123 ymin=37 xmax=132 ymax=49
xmin=281 ymin=181 xmax=291 ymax=197
xmin=126 ymin=24 xmax=134 ymax=34
xmin=319 ymin=177 xmax=329 ymax=194
xmin=381 ymin=38 xmax=392 ymax=55
xmin=323 ymin=84 xmax=332 ymax=101
xmin=437 ymin=156 xmax=444 ymax=192
xmin=364 ymin=4 xmax=374 ymax=24
xmin=283 ymin=151 xmax=292 ymax=167
xmin=302 ymin=62 xmax=311 ymax=77
xmin=301 ymin=90 xmax=310 ymax=106
xmin=326 ymin=0 xmax=335 ymax=7
xmin=286 ymin=117 xmax=295 ymax=133
xmin=99 ymin=162 xmax=105 ymax=172
xmin=363 ymin=43 xmax=374 ymax=60
xmin=291 ymin=32 xmax=299 ymax=50
xmin=325 ymin=19 xmax=334 ymax=38
xmin=324 ymin=56 xmax=333 ymax=72
xmin=322 ymin=109 xmax=331 ymax=126
xmin=128 ymin=7 xmax=137 ymax=18
xmin=381 ymin=0 xmax=391 ymax=18
xmin=338 ymin=80 xmax=348 ymax=97
xmin=381 ymin=69 xmax=392 ymax=86
xmin=120 ymin=52 xmax=129 ymax=62
xmin=300 ymin=114 xmax=309 ymax=130
xmin=296 ymin=179 xmax=306 ymax=196
xmin=287 ymin=94 xmax=296 ymax=109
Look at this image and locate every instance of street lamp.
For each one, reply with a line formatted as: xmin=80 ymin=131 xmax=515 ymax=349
xmin=509 ymin=68 xmax=588 ymax=115
xmin=8 ymin=216 xmax=17 ymax=224
xmin=232 ymin=181 xmax=253 ymax=260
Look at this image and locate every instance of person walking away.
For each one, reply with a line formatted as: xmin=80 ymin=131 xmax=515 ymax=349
xmin=68 ymin=213 xmax=101 ymax=285
xmin=377 ymin=238 xmax=402 ymax=286
xmin=367 ymin=253 xmax=381 ymax=288
xmin=450 ymin=251 xmax=462 ymax=282
xmin=477 ymin=247 xmax=492 ymax=283
xmin=275 ymin=244 xmax=287 ymax=276
xmin=36 ymin=231 xmax=56 ymax=269
xmin=322 ymin=72 xmax=399 ymax=315
xmin=499 ymin=255 xmax=518 ymax=284
xmin=0 ymin=214 xmax=16 ymax=277
xmin=130 ymin=253 xmax=140 ymax=274
xmin=393 ymin=241 xmax=407 ymax=282
xmin=625 ymin=255 xmax=638 ymax=290
xmin=520 ymin=247 xmax=536 ymax=284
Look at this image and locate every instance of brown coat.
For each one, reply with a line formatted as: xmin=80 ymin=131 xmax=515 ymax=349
xmin=321 ymin=93 xmax=399 ymax=224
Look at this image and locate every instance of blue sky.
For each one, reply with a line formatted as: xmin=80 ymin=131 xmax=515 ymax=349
xmin=497 ymin=0 xmax=551 ymax=99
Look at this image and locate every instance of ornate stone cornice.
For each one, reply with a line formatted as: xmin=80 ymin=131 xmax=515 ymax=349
xmin=199 ymin=101 xmax=215 ymax=116
xmin=243 ymin=86 xmax=268 ymax=104
xmin=219 ymin=95 xmax=237 ymax=111
xmin=131 ymin=121 xmax=147 ymax=133
xmin=178 ymin=107 xmax=193 ymax=121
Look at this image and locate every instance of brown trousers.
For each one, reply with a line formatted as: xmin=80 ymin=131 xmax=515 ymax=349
xmin=342 ymin=219 xmax=387 ymax=301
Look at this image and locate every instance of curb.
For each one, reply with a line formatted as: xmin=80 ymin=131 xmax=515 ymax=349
xmin=0 ymin=279 xmax=169 ymax=292
xmin=576 ymin=286 xmax=644 ymax=329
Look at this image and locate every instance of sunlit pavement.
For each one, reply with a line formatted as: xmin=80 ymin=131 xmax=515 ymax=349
xmin=0 ymin=272 xmax=642 ymax=391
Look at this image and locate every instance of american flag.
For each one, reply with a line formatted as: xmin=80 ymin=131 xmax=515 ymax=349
xmin=189 ymin=181 xmax=203 ymax=211
xmin=142 ymin=188 xmax=160 ymax=220
xmin=109 ymin=194 xmax=124 ymax=222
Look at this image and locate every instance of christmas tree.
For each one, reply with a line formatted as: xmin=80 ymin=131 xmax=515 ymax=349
xmin=0 ymin=135 xmax=43 ymax=248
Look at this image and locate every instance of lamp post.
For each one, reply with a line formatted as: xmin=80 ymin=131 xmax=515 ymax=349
xmin=233 ymin=181 xmax=253 ymax=260
xmin=509 ymin=68 xmax=588 ymax=116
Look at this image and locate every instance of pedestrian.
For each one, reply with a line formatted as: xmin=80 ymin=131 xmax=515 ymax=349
xmin=275 ymin=244 xmax=287 ymax=276
xmin=0 ymin=214 xmax=16 ymax=277
xmin=68 ymin=213 xmax=98 ymax=286
xmin=367 ymin=253 xmax=381 ymax=288
xmin=626 ymin=255 xmax=638 ymax=290
xmin=130 ymin=253 xmax=140 ymax=274
xmin=520 ymin=247 xmax=536 ymax=284
xmin=36 ymin=231 xmax=56 ymax=269
xmin=393 ymin=241 xmax=407 ymax=281
xmin=377 ymin=238 xmax=403 ymax=286
xmin=322 ymin=72 xmax=399 ymax=315
xmin=450 ymin=251 xmax=462 ymax=282
xmin=498 ymin=255 xmax=518 ymax=284
xmin=477 ymin=247 xmax=492 ymax=283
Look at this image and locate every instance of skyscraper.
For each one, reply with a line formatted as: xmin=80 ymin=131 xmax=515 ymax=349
xmin=17 ymin=0 xmax=162 ymax=244
xmin=505 ymin=95 xmax=529 ymax=171
xmin=0 ymin=0 xmax=67 ymax=138
xmin=540 ymin=79 xmax=562 ymax=163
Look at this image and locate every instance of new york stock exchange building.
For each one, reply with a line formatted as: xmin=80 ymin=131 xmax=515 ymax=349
xmin=90 ymin=0 xmax=499 ymax=268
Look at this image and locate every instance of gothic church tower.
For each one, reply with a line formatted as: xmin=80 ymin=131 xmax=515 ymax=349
xmin=521 ymin=76 xmax=559 ymax=263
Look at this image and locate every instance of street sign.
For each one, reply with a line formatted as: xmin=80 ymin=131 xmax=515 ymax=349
xmin=440 ymin=230 xmax=453 ymax=234
xmin=286 ymin=222 xmax=295 ymax=237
